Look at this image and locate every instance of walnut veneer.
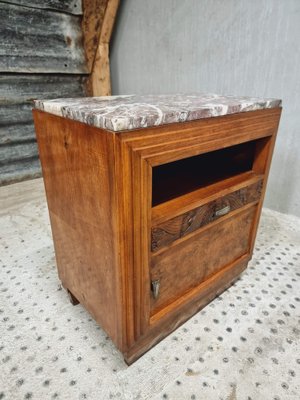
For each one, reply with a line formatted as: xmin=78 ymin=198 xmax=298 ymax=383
xmin=33 ymin=106 xmax=281 ymax=364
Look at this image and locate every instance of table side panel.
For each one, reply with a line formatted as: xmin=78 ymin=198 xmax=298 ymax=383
xmin=33 ymin=110 xmax=122 ymax=348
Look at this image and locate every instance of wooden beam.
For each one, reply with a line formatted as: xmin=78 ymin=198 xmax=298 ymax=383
xmin=82 ymin=0 xmax=119 ymax=96
xmin=82 ymin=0 xmax=108 ymax=73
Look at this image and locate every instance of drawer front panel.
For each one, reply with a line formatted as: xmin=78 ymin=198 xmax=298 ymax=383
xmin=151 ymin=179 xmax=262 ymax=252
xmin=150 ymin=206 xmax=256 ymax=313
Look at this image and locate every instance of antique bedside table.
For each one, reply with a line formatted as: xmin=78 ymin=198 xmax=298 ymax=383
xmin=33 ymin=94 xmax=282 ymax=364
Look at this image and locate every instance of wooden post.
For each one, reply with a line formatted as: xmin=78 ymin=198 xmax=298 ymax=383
xmin=82 ymin=0 xmax=120 ymax=96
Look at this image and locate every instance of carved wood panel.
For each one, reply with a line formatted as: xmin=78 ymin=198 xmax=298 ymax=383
xmin=151 ymin=179 xmax=263 ymax=252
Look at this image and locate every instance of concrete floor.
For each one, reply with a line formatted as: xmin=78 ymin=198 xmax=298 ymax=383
xmin=0 ymin=178 xmax=299 ymax=400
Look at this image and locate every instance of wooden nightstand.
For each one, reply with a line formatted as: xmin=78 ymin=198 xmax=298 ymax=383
xmin=33 ymin=94 xmax=282 ymax=364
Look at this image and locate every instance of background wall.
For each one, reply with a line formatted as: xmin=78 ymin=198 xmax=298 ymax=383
xmin=110 ymin=0 xmax=300 ymax=217
xmin=0 ymin=0 xmax=87 ymax=185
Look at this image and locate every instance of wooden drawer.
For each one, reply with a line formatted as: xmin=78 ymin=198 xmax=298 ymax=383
xmin=150 ymin=205 xmax=257 ymax=313
xmin=151 ymin=179 xmax=263 ymax=252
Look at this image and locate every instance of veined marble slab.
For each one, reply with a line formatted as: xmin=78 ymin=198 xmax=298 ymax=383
xmin=34 ymin=94 xmax=281 ymax=132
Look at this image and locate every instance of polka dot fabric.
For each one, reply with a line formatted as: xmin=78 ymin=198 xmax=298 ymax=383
xmin=0 ymin=179 xmax=299 ymax=400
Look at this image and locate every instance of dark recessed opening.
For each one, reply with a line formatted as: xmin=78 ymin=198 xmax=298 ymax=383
xmin=152 ymin=139 xmax=259 ymax=206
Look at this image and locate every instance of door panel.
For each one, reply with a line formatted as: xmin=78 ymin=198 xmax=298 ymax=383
xmin=150 ymin=205 xmax=256 ymax=314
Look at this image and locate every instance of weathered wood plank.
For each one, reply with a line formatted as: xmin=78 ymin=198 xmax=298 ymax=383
xmin=0 ymin=157 xmax=41 ymax=186
xmin=0 ymin=74 xmax=87 ymax=104
xmin=0 ymin=0 xmax=82 ymax=15
xmin=0 ymin=73 xmax=87 ymax=185
xmin=0 ymin=122 xmax=34 ymax=145
xmin=0 ymin=74 xmax=87 ymax=146
xmin=0 ymin=140 xmax=38 ymax=165
xmin=88 ymin=0 xmax=119 ymax=95
xmin=82 ymin=0 xmax=108 ymax=73
xmin=0 ymin=104 xmax=33 ymax=125
xmin=0 ymin=3 xmax=88 ymax=73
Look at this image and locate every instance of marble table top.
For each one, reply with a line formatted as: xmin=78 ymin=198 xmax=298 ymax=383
xmin=34 ymin=94 xmax=281 ymax=132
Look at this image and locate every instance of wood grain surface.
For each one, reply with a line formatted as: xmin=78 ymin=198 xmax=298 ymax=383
xmin=151 ymin=179 xmax=263 ymax=252
xmin=150 ymin=206 xmax=256 ymax=313
xmin=82 ymin=0 xmax=108 ymax=72
xmin=33 ymin=107 xmax=281 ymax=364
xmin=33 ymin=110 xmax=122 ymax=348
xmin=86 ymin=0 xmax=120 ymax=95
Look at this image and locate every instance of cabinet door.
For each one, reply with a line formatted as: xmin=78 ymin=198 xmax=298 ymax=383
xmin=150 ymin=206 xmax=256 ymax=314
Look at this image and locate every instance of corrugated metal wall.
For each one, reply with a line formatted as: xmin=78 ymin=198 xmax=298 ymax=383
xmin=0 ymin=0 xmax=88 ymax=185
